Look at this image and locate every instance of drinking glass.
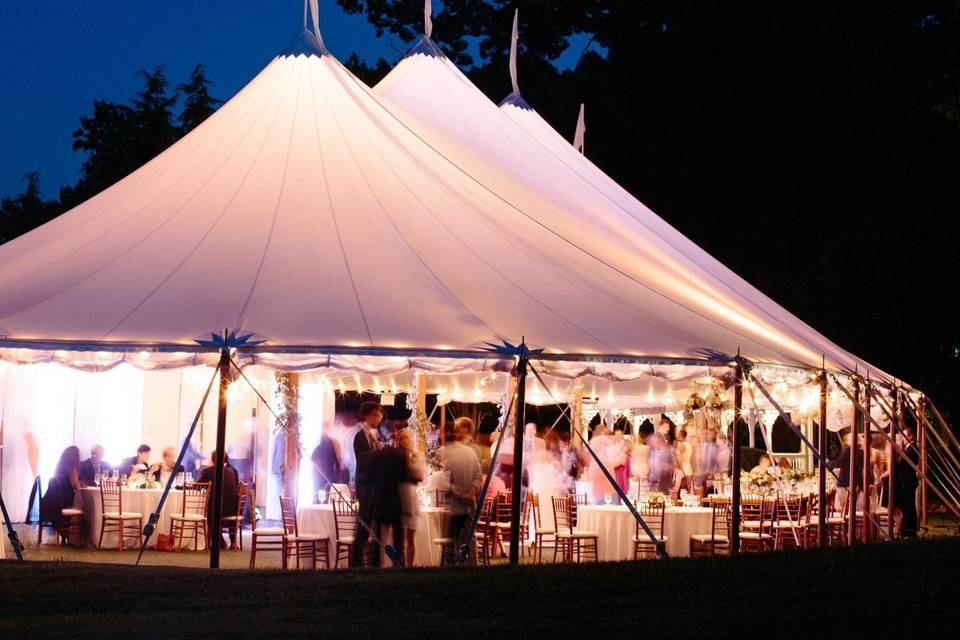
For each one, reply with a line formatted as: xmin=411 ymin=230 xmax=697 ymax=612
xmin=186 ymin=472 xmax=193 ymax=483
xmin=604 ymin=493 xmax=612 ymax=506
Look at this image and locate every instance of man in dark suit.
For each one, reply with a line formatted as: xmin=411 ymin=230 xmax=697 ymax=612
xmin=311 ymin=433 xmax=346 ymax=499
xmin=369 ymin=444 xmax=407 ymax=566
xmin=197 ymin=450 xmax=240 ymax=550
xmin=350 ymin=401 xmax=385 ymax=567
xmin=896 ymin=428 xmax=921 ymax=537
xmin=78 ymin=445 xmax=111 ymax=486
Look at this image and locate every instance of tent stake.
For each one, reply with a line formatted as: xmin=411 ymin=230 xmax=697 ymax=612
xmin=209 ymin=346 xmax=230 ymax=569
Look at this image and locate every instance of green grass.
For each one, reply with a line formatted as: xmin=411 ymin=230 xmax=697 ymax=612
xmin=2 ymin=539 xmax=959 ymax=638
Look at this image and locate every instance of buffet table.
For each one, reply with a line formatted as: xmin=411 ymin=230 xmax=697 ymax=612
xmin=297 ymin=503 xmax=448 ymax=566
xmin=76 ymin=486 xmax=204 ymax=550
xmin=576 ymin=504 xmax=713 ymax=559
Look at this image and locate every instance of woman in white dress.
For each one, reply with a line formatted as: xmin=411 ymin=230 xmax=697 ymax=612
xmin=675 ymin=430 xmax=694 ymax=491
xmin=396 ymin=429 xmax=425 ymax=567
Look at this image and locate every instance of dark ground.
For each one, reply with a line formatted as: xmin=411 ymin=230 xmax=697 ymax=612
xmin=1 ymin=537 xmax=958 ymax=639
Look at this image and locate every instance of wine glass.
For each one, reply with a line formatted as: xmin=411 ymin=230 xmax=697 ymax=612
xmin=604 ymin=493 xmax=612 ymax=506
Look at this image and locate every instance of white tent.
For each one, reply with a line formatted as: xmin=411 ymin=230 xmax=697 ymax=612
xmin=373 ymin=30 xmax=889 ymax=381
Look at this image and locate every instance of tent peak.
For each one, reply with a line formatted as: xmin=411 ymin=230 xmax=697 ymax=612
xmin=499 ymin=91 xmax=532 ymax=111
xmin=404 ymin=34 xmax=446 ymax=60
xmin=278 ymin=27 xmax=328 ymax=59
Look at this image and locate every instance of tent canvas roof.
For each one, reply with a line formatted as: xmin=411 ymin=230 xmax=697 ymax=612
xmin=373 ymin=35 xmax=891 ymax=381
xmin=0 ymin=28 xmax=893 ymax=384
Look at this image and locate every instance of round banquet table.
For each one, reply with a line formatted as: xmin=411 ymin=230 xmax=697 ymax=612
xmin=576 ymin=504 xmax=713 ymax=559
xmin=298 ymin=504 xmax=448 ymax=567
xmin=77 ymin=486 xmax=203 ymax=550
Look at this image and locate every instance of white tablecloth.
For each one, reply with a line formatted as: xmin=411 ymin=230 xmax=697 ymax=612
xmin=576 ymin=505 xmax=713 ymax=559
xmin=77 ymin=487 xmax=203 ymax=550
xmin=297 ymin=504 xmax=448 ymax=566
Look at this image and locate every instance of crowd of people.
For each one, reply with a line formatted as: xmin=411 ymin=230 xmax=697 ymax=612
xmin=40 ymin=442 xmax=243 ymax=549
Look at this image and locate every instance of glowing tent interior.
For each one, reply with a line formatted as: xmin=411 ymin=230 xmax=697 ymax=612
xmin=1 ymin=5 xmax=957 ymax=559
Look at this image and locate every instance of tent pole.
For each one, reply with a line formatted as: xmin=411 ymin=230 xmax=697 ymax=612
xmin=888 ymin=387 xmax=899 ymax=541
xmin=848 ymin=377 xmax=860 ymax=545
xmin=862 ymin=377 xmax=872 ymax=544
xmin=509 ymin=353 xmax=528 ymax=565
xmin=209 ymin=347 xmax=230 ymax=569
xmin=731 ymin=354 xmax=743 ymax=555
xmin=818 ymin=367 xmax=827 ymax=547
xmin=919 ymin=395 xmax=928 ymax=526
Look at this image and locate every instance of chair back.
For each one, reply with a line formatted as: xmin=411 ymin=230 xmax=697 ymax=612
xmin=330 ymin=483 xmax=352 ymax=502
xmin=234 ymin=482 xmax=249 ymax=522
xmin=332 ymin=498 xmax=359 ymax=542
xmin=99 ymin=479 xmax=123 ymax=515
xmin=775 ymin=494 xmax=802 ymax=524
xmin=552 ymin=495 xmax=574 ymax=534
xmin=495 ymin=492 xmax=513 ymax=523
xmin=635 ymin=502 xmax=666 ymax=542
xmin=182 ymin=482 xmax=210 ymax=518
xmin=741 ymin=498 xmax=772 ymax=533
xmin=709 ymin=496 xmax=732 ymax=541
xmin=529 ymin=493 xmax=543 ymax=529
xmin=279 ymin=495 xmax=299 ymax=536
xmin=249 ymin=487 xmax=262 ymax=529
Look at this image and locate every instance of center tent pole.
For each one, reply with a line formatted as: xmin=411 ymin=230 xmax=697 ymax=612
xmin=888 ymin=387 xmax=899 ymax=541
xmin=509 ymin=353 xmax=528 ymax=565
xmin=818 ymin=366 xmax=828 ymax=547
xmin=209 ymin=346 xmax=230 ymax=569
xmin=918 ymin=396 xmax=928 ymax=526
xmin=731 ymin=354 xmax=744 ymax=555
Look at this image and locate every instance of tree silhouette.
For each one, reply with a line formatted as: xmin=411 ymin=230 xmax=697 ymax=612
xmin=177 ymin=64 xmax=222 ymax=135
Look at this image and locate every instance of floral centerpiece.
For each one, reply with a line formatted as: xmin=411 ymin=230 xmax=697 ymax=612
xmin=125 ymin=472 xmax=160 ymax=490
xmin=744 ymin=469 xmax=774 ymax=495
xmin=645 ymin=492 xmax=666 ymax=506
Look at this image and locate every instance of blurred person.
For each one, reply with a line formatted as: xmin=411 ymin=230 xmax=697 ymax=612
xmin=153 ymin=447 xmax=184 ymax=486
xmin=647 ymin=433 xmax=676 ymax=494
xmin=831 ymin=432 xmax=864 ymax=513
xmin=658 ymin=417 xmax=677 ymax=446
xmin=443 ymin=417 xmax=482 ymax=557
xmin=896 ymin=427 xmax=920 ymax=537
xmin=117 ymin=444 xmax=158 ymax=477
xmin=613 ymin=430 xmax=632 ymax=496
xmin=397 ymin=428 xmax=425 ymax=566
xmin=751 ymin=452 xmax=773 ymax=474
xmin=587 ymin=425 xmax=626 ymax=503
xmin=481 ymin=458 xmax=506 ymax=499
xmin=197 ymin=449 xmax=240 ymax=550
xmin=41 ymin=446 xmax=82 ymax=535
xmin=311 ymin=427 xmax=347 ymax=500
xmin=78 ymin=444 xmax=111 ymax=486
xmin=675 ymin=430 xmax=694 ymax=490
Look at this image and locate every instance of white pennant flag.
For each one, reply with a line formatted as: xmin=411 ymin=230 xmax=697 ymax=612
xmin=309 ymin=0 xmax=325 ymax=48
xmin=573 ymin=103 xmax=586 ymax=154
xmin=425 ymin=0 xmax=433 ymax=38
xmin=509 ymin=9 xmax=520 ymax=96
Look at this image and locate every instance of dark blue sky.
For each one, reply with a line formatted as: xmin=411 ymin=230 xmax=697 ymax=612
xmin=0 ymin=1 xmax=589 ymax=200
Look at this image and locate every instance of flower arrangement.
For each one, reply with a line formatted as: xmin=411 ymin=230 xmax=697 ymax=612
xmin=645 ymin=492 xmax=666 ymax=506
xmin=775 ymin=467 xmax=804 ymax=485
xmin=125 ymin=472 xmax=160 ymax=490
xmin=686 ymin=392 xmax=706 ymax=411
xmin=745 ymin=469 xmax=774 ymax=495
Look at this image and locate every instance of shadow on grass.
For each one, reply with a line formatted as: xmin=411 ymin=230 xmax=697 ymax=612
xmin=2 ymin=538 xmax=959 ymax=638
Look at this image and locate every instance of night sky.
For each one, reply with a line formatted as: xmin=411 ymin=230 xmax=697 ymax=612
xmin=0 ymin=1 xmax=399 ymax=198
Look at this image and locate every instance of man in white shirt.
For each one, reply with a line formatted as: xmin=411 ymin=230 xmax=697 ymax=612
xmin=443 ymin=418 xmax=482 ymax=555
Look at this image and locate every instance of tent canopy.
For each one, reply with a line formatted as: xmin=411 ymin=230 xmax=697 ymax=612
xmin=0 ymin=26 xmax=896 ymax=385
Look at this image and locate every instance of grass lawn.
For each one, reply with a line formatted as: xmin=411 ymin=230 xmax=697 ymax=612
xmin=2 ymin=539 xmax=958 ymax=638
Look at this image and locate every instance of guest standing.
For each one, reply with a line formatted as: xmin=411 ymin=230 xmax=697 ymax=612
xmin=351 ymin=401 xmax=386 ymax=567
xmin=311 ymin=430 xmax=346 ymax=499
xmin=197 ymin=450 xmax=240 ymax=550
xmin=444 ymin=418 xmax=482 ymax=558
xmin=78 ymin=444 xmax=111 ymax=486
xmin=896 ymin=428 xmax=920 ymax=537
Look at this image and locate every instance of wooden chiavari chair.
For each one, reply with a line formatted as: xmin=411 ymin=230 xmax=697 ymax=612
xmin=219 ymin=481 xmax=248 ymax=550
xmin=739 ymin=498 xmax=774 ymax=552
xmin=332 ymin=497 xmax=375 ymax=568
xmin=552 ymin=495 xmax=598 ymax=563
xmin=773 ymin=494 xmax=807 ymax=550
xmin=529 ymin=492 xmax=556 ymax=563
xmin=98 ymin=480 xmax=142 ymax=550
xmin=169 ymin=481 xmax=209 ymax=551
xmin=280 ymin=495 xmax=330 ymax=570
xmin=633 ymin=502 xmax=667 ymax=560
xmin=690 ymin=497 xmax=731 ymax=557
xmin=249 ymin=488 xmax=284 ymax=569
